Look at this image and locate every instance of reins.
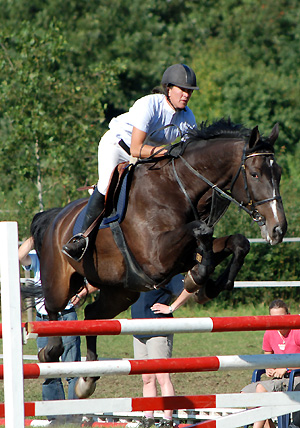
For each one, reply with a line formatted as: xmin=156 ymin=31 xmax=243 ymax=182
xmin=139 ymin=123 xmax=183 ymax=160
xmin=172 ymin=141 xmax=282 ymax=226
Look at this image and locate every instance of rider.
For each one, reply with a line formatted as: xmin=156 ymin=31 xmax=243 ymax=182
xmin=62 ymin=63 xmax=199 ymax=261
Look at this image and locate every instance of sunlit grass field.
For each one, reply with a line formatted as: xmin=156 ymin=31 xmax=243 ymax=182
xmin=1 ymin=300 xmax=297 ymax=427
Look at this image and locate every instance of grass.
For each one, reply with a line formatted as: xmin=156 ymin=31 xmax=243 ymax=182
xmin=0 ymin=300 xmax=292 ymax=427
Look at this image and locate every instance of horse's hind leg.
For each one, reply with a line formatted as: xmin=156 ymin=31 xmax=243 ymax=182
xmin=38 ymin=270 xmax=85 ymax=363
xmin=37 ymin=310 xmax=64 ymax=363
xmin=75 ymin=286 xmax=139 ymax=399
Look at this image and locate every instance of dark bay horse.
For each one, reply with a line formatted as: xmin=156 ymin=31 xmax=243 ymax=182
xmin=31 ymin=119 xmax=287 ymax=398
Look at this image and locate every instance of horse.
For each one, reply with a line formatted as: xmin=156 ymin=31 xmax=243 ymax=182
xmin=30 ymin=118 xmax=287 ymax=398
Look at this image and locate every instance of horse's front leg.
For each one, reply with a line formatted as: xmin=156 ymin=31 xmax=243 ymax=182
xmin=211 ymin=234 xmax=250 ymax=293
xmin=38 ymin=310 xmax=64 ymax=363
xmin=192 ymin=234 xmax=250 ymax=303
xmin=182 ymin=222 xmax=214 ymax=292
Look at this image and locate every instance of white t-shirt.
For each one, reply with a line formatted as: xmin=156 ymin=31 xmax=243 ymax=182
xmin=108 ymin=94 xmax=197 ymax=147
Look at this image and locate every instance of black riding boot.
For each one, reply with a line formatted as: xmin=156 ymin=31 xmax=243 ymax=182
xmin=62 ymin=188 xmax=105 ymax=261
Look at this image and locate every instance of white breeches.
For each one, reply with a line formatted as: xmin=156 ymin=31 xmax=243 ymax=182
xmin=97 ymin=130 xmax=130 ymax=195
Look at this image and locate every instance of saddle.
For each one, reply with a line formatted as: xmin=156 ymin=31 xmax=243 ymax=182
xmin=74 ymin=162 xmax=134 ymax=235
xmin=104 ymin=161 xmax=133 ymax=223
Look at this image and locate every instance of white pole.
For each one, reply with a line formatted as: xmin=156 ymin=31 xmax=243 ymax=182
xmin=0 ymin=222 xmax=24 ymax=427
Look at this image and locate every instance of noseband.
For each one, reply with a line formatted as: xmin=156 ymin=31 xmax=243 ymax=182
xmin=172 ymin=141 xmax=282 ymax=226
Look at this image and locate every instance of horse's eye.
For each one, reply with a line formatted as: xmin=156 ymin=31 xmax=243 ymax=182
xmin=251 ymin=172 xmax=259 ymax=179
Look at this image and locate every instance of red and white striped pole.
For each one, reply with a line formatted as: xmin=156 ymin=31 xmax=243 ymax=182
xmin=23 ymin=314 xmax=300 ymax=339
xmin=0 ymin=392 xmax=299 ymax=425
xmin=0 ymin=353 xmax=299 ymax=379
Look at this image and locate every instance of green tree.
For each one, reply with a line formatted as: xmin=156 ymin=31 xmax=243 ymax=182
xmin=1 ymin=0 xmax=300 ymax=293
xmin=0 ymin=20 xmax=121 ymax=236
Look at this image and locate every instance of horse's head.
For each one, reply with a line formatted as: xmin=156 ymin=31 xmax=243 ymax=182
xmin=232 ymin=123 xmax=287 ymax=245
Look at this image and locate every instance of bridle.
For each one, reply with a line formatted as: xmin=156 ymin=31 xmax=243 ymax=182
xmin=172 ymin=141 xmax=282 ymax=227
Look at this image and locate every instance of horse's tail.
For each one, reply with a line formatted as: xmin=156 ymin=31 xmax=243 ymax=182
xmin=20 ymin=279 xmax=44 ymax=309
xmin=31 ymin=207 xmax=63 ymax=258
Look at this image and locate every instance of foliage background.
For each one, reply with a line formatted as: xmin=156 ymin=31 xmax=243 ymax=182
xmin=1 ymin=0 xmax=300 ymax=305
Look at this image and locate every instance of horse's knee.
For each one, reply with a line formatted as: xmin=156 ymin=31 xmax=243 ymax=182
xmin=193 ymin=286 xmax=211 ymax=304
xmin=228 ymin=234 xmax=250 ymax=257
xmin=38 ymin=342 xmax=64 ymax=363
xmin=193 ymin=223 xmax=214 ymax=241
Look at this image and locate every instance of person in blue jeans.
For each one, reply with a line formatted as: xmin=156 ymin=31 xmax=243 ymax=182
xmin=19 ymin=237 xmax=90 ymax=424
xmin=130 ymin=274 xmax=192 ymax=428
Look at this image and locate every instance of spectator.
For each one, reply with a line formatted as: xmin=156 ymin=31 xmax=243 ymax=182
xmin=19 ymin=237 xmax=95 ymax=425
xmin=241 ymin=299 xmax=300 ymax=428
xmin=130 ymin=274 xmax=192 ymax=428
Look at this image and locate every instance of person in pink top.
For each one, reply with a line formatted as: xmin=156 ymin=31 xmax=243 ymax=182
xmin=242 ymin=299 xmax=300 ymax=428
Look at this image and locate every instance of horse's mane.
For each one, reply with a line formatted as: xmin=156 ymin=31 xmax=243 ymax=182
xmin=31 ymin=207 xmax=63 ymax=258
xmin=188 ymin=118 xmax=249 ymax=141
xmin=185 ymin=118 xmax=274 ymax=155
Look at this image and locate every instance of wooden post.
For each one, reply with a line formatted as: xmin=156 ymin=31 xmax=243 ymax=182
xmin=0 ymin=222 xmax=25 ymax=427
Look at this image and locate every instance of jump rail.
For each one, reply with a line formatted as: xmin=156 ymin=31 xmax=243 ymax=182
xmin=1 ymin=222 xmax=300 ymax=428
xmin=22 ymin=314 xmax=300 ymax=339
xmin=0 ymin=393 xmax=299 ymax=428
xmin=1 ymin=354 xmax=300 ymax=379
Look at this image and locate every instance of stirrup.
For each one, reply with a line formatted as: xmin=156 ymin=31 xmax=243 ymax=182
xmin=61 ymin=233 xmax=89 ymax=262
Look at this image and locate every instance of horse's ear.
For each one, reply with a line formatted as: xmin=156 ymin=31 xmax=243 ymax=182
xmin=248 ymin=125 xmax=260 ymax=149
xmin=268 ymin=123 xmax=279 ymax=146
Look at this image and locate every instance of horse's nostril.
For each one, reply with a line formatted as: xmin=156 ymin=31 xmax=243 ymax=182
xmin=273 ymin=225 xmax=283 ymax=241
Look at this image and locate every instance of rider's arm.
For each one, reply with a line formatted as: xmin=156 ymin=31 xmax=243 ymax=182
xmin=130 ymin=126 xmax=167 ymax=158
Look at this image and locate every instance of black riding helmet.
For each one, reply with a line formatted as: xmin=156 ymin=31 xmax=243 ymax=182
xmin=161 ymin=64 xmax=199 ymax=91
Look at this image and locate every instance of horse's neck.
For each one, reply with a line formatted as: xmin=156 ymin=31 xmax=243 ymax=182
xmin=184 ymin=138 xmax=243 ymax=190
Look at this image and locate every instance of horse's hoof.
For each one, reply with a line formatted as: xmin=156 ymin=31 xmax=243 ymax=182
xmin=223 ymin=280 xmax=234 ymax=291
xmin=193 ymin=287 xmax=210 ymax=304
xmin=38 ymin=348 xmax=46 ymax=362
xmin=75 ymin=377 xmax=97 ymax=399
xmin=38 ymin=345 xmax=64 ymax=363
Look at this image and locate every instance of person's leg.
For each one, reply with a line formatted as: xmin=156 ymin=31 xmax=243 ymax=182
xmin=60 ymin=310 xmax=82 ymax=423
xmin=62 ymin=187 xmax=105 ymax=261
xmin=253 ymin=383 xmax=275 ymax=428
xmin=97 ymin=133 xmax=129 ymax=195
xmin=147 ymin=335 xmax=174 ymax=424
xmin=36 ymin=315 xmax=65 ymax=422
xmin=133 ymin=337 xmax=156 ymax=426
xmin=156 ymin=373 xmax=175 ymax=420
xmin=62 ymin=132 xmax=129 ymax=261
xmin=142 ymin=372 xmax=158 ymax=418
xmin=61 ymin=310 xmax=81 ymax=400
